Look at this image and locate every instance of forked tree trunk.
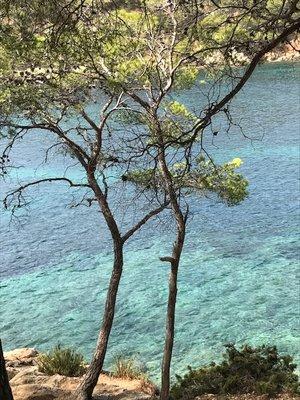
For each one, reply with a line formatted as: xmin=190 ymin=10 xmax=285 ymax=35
xmin=75 ymin=243 xmax=123 ymax=400
xmin=160 ymin=261 xmax=178 ymax=400
xmin=0 ymin=339 xmax=14 ymax=400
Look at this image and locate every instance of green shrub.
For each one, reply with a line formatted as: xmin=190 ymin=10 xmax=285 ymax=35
xmin=37 ymin=345 xmax=86 ymax=377
xmin=112 ymin=354 xmax=146 ymax=380
xmin=171 ymin=344 xmax=299 ymax=399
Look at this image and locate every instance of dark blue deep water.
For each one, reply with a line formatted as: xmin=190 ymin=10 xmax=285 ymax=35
xmin=0 ymin=63 xmax=299 ymax=378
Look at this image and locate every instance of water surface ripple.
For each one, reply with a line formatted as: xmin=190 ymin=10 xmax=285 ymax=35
xmin=0 ymin=63 xmax=299 ymax=378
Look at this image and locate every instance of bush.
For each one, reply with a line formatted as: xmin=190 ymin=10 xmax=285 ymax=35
xmin=171 ymin=344 xmax=299 ymax=399
xmin=112 ymin=354 xmax=146 ymax=380
xmin=37 ymin=345 xmax=86 ymax=377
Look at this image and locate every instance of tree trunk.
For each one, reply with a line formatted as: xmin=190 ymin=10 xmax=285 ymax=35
xmin=160 ymin=261 xmax=178 ymax=400
xmin=155 ymin=127 xmax=186 ymax=400
xmin=75 ymin=243 xmax=123 ymax=400
xmin=0 ymin=339 xmax=14 ymax=400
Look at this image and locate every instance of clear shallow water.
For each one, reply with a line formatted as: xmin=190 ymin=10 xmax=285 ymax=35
xmin=0 ymin=63 xmax=299 ymax=379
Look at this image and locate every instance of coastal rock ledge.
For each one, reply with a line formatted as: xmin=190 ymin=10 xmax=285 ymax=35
xmin=4 ymin=348 xmax=153 ymax=400
xmin=4 ymin=348 xmax=300 ymax=400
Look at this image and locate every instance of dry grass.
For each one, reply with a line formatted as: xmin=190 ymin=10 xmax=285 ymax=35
xmin=112 ymin=355 xmax=145 ymax=380
xmin=111 ymin=355 xmax=158 ymax=396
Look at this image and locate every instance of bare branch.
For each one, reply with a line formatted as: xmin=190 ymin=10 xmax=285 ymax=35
xmin=159 ymin=256 xmax=175 ymax=263
xmin=4 ymin=177 xmax=90 ymax=210
xmin=122 ymin=200 xmax=170 ymax=243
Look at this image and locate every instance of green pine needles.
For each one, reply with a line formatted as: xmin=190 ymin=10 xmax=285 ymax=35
xmin=37 ymin=345 xmax=86 ymax=377
xmin=125 ymin=156 xmax=248 ymax=206
xmin=171 ymin=344 xmax=299 ymax=399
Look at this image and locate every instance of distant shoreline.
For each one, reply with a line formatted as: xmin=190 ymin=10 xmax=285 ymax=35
xmin=265 ymin=37 xmax=300 ymax=62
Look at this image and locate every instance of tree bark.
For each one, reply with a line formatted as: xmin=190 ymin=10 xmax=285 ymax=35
xmin=160 ymin=260 xmax=178 ymax=400
xmin=154 ymin=122 xmax=187 ymax=400
xmin=75 ymin=242 xmax=123 ymax=400
xmin=0 ymin=339 xmax=14 ymax=400
xmin=73 ymin=173 xmax=125 ymax=400
xmin=160 ymin=220 xmax=185 ymax=400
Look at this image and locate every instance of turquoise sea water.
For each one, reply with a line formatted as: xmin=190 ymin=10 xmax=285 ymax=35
xmin=0 ymin=63 xmax=299 ymax=379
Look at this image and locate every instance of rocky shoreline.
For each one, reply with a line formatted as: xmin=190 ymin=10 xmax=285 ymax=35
xmin=265 ymin=37 xmax=300 ymax=62
xmin=5 ymin=348 xmax=153 ymax=400
xmin=204 ymin=37 xmax=300 ymax=66
xmin=3 ymin=348 xmax=300 ymax=400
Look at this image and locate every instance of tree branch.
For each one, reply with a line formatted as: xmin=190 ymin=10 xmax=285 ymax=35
xmin=159 ymin=256 xmax=175 ymax=263
xmin=122 ymin=200 xmax=170 ymax=243
xmin=4 ymin=177 xmax=90 ymax=210
xmin=193 ymin=19 xmax=300 ymax=134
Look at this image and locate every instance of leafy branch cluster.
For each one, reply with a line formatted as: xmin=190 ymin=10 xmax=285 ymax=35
xmin=125 ymin=156 xmax=248 ymax=206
